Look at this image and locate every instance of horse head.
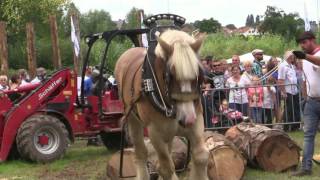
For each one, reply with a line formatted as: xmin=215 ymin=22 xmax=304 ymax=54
xmin=155 ymin=29 xmax=206 ymax=127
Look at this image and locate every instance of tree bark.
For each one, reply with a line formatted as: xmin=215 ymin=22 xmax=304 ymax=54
xmin=225 ymin=122 xmax=301 ymax=172
xmin=49 ymin=15 xmax=61 ymax=69
xmin=0 ymin=22 xmax=9 ymax=76
xmin=26 ymin=22 xmax=37 ymax=78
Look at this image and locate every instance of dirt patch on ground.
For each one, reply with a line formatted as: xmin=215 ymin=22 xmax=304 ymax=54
xmin=37 ymin=158 xmax=108 ymax=180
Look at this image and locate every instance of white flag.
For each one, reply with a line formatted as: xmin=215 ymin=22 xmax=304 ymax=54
xmin=71 ymin=16 xmax=80 ymax=57
xmin=140 ymin=11 xmax=148 ymax=48
xmin=304 ymin=0 xmax=311 ymax=31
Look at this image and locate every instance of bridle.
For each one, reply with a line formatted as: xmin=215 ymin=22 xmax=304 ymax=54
xmin=164 ymin=62 xmax=203 ymax=102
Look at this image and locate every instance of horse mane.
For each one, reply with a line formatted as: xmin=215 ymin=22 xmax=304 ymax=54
xmin=155 ymin=29 xmax=200 ymax=81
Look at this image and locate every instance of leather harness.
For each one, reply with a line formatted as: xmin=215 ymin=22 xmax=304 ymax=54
xmin=141 ymin=26 xmax=203 ymax=119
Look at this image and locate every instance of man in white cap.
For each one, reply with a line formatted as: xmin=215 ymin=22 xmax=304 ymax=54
xmin=251 ymin=49 xmax=264 ymax=77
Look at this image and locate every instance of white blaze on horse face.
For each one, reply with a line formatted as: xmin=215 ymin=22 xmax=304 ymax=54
xmin=180 ymin=81 xmax=192 ymax=92
xmin=176 ymin=101 xmax=196 ymax=127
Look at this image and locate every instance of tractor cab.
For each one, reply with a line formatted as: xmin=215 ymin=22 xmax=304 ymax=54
xmin=79 ymin=29 xmax=149 ymax=117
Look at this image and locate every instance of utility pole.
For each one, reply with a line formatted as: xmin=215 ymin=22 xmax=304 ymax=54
xmin=49 ymin=15 xmax=61 ymax=69
xmin=0 ymin=22 xmax=8 ymax=76
xmin=26 ymin=22 xmax=37 ymax=78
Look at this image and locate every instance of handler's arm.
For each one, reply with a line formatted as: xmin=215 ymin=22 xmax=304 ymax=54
xmin=293 ymin=50 xmax=320 ymax=66
xmin=305 ymin=54 xmax=320 ymax=66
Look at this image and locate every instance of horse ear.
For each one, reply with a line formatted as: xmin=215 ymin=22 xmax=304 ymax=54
xmin=156 ymin=36 xmax=173 ymax=57
xmin=190 ymin=33 xmax=207 ymax=52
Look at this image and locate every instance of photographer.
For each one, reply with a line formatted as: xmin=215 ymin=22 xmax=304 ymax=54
xmin=292 ymin=31 xmax=320 ymax=177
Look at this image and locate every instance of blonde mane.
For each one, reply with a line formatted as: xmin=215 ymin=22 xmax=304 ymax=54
xmin=155 ymin=29 xmax=200 ymax=81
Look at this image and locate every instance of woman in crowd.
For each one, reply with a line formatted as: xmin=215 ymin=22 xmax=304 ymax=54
xmin=225 ymin=65 xmax=248 ymax=116
xmin=241 ymin=60 xmax=254 ymax=86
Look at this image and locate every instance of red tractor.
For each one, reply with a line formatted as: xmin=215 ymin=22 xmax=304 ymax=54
xmin=0 ymin=29 xmax=148 ymax=163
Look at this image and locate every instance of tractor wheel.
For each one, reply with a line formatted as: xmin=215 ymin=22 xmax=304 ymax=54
xmin=16 ymin=114 xmax=69 ymax=163
xmin=100 ymin=131 xmax=128 ymax=150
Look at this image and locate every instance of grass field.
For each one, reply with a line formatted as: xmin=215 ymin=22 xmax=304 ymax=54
xmin=0 ymin=131 xmax=319 ymax=180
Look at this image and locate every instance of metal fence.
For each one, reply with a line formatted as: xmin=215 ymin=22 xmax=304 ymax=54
xmin=202 ymin=83 xmax=303 ymax=131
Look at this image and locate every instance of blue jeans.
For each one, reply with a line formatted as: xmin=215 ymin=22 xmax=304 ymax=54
xmin=250 ymin=107 xmax=263 ymax=124
xmin=302 ymin=99 xmax=320 ymax=171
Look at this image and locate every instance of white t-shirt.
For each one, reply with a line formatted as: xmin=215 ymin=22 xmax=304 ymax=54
xmin=278 ymin=60 xmax=298 ymax=95
xmin=263 ymin=86 xmax=276 ymax=109
xmin=241 ymin=72 xmax=253 ymax=86
xmin=226 ymin=76 xmax=248 ymax=104
xmin=303 ymin=50 xmax=320 ymax=97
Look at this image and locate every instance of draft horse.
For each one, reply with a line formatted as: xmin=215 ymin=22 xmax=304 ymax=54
xmin=115 ymin=29 xmax=208 ymax=180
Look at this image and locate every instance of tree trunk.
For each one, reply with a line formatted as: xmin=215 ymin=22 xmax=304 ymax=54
xmin=49 ymin=15 xmax=61 ymax=69
xmin=0 ymin=22 xmax=9 ymax=76
xmin=204 ymin=131 xmax=246 ymax=180
xmin=26 ymin=22 xmax=37 ymax=78
xmin=225 ymin=122 xmax=301 ymax=172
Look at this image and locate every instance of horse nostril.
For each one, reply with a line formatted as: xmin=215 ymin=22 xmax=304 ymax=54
xmin=178 ymin=117 xmax=186 ymax=127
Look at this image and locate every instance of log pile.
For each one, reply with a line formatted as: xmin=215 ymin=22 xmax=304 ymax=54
xmin=204 ymin=131 xmax=246 ymax=180
xmin=225 ymin=122 xmax=301 ymax=172
xmin=106 ymin=137 xmax=188 ymax=180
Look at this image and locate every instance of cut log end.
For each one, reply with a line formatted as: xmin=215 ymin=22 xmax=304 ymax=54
xmin=205 ymin=131 xmax=246 ymax=180
xmin=256 ymin=135 xmax=300 ymax=172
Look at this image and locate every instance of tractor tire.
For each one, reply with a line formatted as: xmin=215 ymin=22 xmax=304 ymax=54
xmin=100 ymin=131 xmax=128 ymax=150
xmin=16 ymin=114 xmax=69 ymax=163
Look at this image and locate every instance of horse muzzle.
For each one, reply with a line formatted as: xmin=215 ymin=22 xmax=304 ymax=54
xmin=178 ymin=113 xmax=196 ymax=128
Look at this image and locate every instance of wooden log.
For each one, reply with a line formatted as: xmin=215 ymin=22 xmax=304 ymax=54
xmin=106 ymin=137 xmax=187 ymax=179
xmin=26 ymin=22 xmax=37 ymax=78
xmin=49 ymin=15 xmax=61 ymax=69
xmin=225 ymin=122 xmax=301 ymax=172
xmin=204 ymin=131 xmax=246 ymax=180
xmin=0 ymin=22 xmax=9 ymax=76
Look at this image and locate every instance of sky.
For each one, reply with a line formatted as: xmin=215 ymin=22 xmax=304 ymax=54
xmin=72 ymin=0 xmax=319 ymax=27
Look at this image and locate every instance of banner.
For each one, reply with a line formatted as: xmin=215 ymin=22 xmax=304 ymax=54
xmin=140 ymin=11 xmax=148 ymax=47
xmin=304 ymin=0 xmax=311 ymax=31
xmin=71 ymin=16 xmax=80 ymax=57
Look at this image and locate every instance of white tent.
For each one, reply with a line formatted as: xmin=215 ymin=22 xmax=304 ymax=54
xmin=226 ymin=53 xmax=281 ymax=65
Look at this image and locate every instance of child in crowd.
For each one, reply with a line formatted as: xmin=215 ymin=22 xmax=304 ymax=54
xmin=262 ymin=77 xmax=277 ymax=126
xmin=247 ymin=76 xmax=263 ymax=123
xmin=0 ymin=75 xmax=9 ymax=90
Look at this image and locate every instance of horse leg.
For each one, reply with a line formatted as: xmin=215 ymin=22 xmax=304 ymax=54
xmin=127 ymin=115 xmax=149 ymax=180
xmin=187 ymin=116 xmax=209 ymax=180
xmin=148 ymin=126 xmax=178 ymax=180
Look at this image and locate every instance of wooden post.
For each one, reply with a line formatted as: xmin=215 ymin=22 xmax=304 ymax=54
xmin=26 ymin=22 xmax=37 ymax=78
xmin=49 ymin=15 xmax=61 ymax=69
xmin=136 ymin=10 xmax=144 ymax=46
xmin=0 ymin=22 xmax=9 ymax=76
xmin=71 ymin=14 xmax=80 ymax=74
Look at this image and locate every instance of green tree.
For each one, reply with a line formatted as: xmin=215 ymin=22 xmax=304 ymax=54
xmin=0 ymin=0 xmax=69 ymax=35
xmin=259 ymin=6 xmax=304 ymax=40
xmin=124 ymin=7 xmax=140 ymax=29
xmin=255 ymin=15 xmax=260 ymax=26
xmin=80 ymin=10 xmax=116 ymax=35
xmin=61 ymin=2 xmax=81 ymax=37
xmin=193 ymin=18 xmax=221 ymax=33
xmin=226 ymin=24 xmax=237 ymax=30
xmin=245 ymin=14 xmax=255 ymax=27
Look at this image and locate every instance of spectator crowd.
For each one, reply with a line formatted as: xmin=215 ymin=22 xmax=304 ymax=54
xmin=0 ymin=67 xmax=47 ymax=91
xmin=202 ymin=49 xmax=303 ymax=131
